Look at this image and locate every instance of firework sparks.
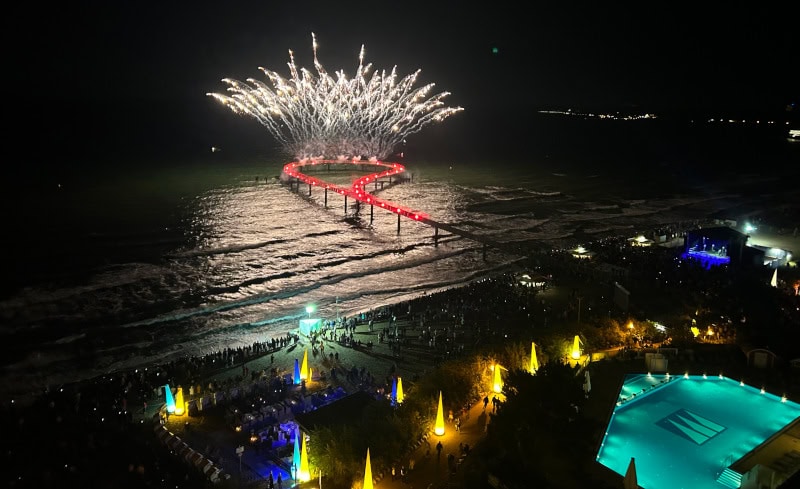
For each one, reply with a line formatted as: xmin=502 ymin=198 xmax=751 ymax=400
xmin=207 ymin=33 xmax=463 ymax=160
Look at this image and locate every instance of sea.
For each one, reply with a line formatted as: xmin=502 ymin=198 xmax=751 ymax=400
xmin=1 ymin=111 xmax=798 ymax=400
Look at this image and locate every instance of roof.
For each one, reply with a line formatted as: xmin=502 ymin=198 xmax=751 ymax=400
xmin=293 ymin=390 xmax=376 ymax=432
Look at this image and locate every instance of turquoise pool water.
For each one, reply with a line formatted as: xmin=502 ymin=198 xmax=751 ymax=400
xmin=597 ymin=374 xmax=800 ymax=489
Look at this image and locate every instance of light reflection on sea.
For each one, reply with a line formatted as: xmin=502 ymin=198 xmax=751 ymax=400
xmin=0 ymin=136 xmax=796 ymax=398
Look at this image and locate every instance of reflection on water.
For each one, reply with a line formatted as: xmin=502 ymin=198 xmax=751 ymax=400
xmin=0 ymin=145 xmax=796 ymax=397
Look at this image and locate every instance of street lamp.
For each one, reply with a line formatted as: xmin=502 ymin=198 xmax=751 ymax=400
xmin=305 ymin=305 xmax=314 ymax=318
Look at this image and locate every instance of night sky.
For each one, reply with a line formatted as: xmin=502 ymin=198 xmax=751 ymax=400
xmin=9 ymin=1 xmax=800 ymax=163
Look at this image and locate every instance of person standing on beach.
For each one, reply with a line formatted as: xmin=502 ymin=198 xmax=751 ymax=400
xmin=436 ymin=441 xmax=443 ymax=461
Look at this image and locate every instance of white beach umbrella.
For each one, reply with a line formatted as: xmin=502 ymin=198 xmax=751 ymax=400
xmin=583 ymin=370 xmax=592 ymax=396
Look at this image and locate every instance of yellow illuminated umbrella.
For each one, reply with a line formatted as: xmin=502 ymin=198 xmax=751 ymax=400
xmin=396 ymin=377 xmax=404 ymax=404
xmin=571 ymin=335 xmax=581 ymax=360
xmin=174 ymin=387 xmax=185 ymax=415
xmin=530 ymin=342 xmax=539 ymax=373
xmin=434 ymin=391 xmax=445 ymax=436
xmin=362 ymin=448 xmax=373 ymax=489
xmin=298 ymin=433 xmax=310 ymax=481
xmin=300 ymin=349 xmax=309 ymax=380
xmin=493 ymin=364 xmax=503 ymax=393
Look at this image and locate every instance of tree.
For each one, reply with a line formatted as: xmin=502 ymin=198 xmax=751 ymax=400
xmin=481 ymin=362 xmax=590 ymax=487
xmin=584 ymin=317 xmax=626 ymax=349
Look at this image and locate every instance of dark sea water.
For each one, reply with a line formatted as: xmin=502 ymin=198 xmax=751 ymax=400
xmin=1 ymin=113 xmax=797 ymax=399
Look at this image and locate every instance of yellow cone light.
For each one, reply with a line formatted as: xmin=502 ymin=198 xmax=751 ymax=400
xmin=396 ymin=377 xmax=404 ymax=404
xmin=530 ymin=342 xmax=539 ymax=373
xmin=174 ymin=387 xmax=185 ymax=416
xmin=300 ymin=349 xmax=309 ymax=380
xmin=362 ymin=448 xmax=374 ymax=489
xmin=298 ymin=432 xmax=310 ymax=482
xmin=434 ymin=391 xmax=445 ymax=436
xmin=571 ymin=335 xmax=581 ymax=360
xmin=493 ymin=364 xmax=503 ymax=393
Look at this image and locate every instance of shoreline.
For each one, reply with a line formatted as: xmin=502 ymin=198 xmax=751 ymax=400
xmin=4 ymin=215 xmax=797 ymax=407
xmin=0 ymin=252 xmax=530 ymax=401
xmin=0 ymin=265 xmax=517 ymax=407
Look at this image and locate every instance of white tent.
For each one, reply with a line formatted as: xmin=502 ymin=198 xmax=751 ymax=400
xmin=623 ymin=457 xmax=638 ymax=489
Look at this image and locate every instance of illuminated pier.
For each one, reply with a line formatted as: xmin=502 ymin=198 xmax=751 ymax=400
xmin=282 ymin=159 xmax=526 ymax=259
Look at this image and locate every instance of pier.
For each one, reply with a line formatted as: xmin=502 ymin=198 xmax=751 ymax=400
xmin=281 ymin=159 xmax=528 ymax=259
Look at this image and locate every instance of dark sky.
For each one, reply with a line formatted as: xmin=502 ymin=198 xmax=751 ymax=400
xmin=8 ymin=0 xmax=800 ymax=161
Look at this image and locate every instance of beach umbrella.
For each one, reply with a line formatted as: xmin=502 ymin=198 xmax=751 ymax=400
xmin=298 ymin=432 xmax=310 ymax=481
xmin=583 ymin=370 xmax=592 ymax=396
xmin=492 ymin=364 xmax=503 ymax=393
xmin=434 ymin=391 xmax=445 ymax=436
xmin=294 ymin=359 xmax=301 ymax=385
xmin=300 ymin=349 xmax=309 ymax=380
xmin=571 ymin=335 xmax=581 ymax=360
xmin=362 ymin=448 xmax=374 ymax=489
xmin=164 ymin=384 xmax=176 ymax=414
xmin=391 ymin=377 xmax=398 ymax=404
xmin=174 ymin=387 xmax=185 ymax=415
xmin=292 ymin=428 xmax=301 ymax=474
xmin=623 ymin=457 xmax=638 ymax=489
xmin=771 ymin=268 xmax=778 ymax=287
xmin=530 ymin=342 xmax=539 ymax=373
xmin=396 ymin=377 xmax=404 ymax=404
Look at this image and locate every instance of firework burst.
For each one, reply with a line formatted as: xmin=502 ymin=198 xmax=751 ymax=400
xmin=207 ymin=34 xmax=463 ymax=160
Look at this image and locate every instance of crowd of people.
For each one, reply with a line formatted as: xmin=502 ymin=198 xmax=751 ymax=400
xmin=4 ymin=217 xmax=796 ymax=488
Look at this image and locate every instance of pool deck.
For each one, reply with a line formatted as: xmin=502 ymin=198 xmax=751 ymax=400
xmin=732 ymin=415 xmax=800 ymax=479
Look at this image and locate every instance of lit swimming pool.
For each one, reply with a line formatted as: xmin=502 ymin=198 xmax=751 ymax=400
xmin=597 ymin=374 xmax=800 ymax=489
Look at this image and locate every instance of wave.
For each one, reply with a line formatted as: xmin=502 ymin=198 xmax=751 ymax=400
xmin=167 ymin=238 xmax=291 ymax=258
xmin=0 ymin=246 xmax=509 ymax=394
xmin=168 ymin=230 xmax=344 ymax=259
xmin=117 ymin=245 xmax=478 ymax=330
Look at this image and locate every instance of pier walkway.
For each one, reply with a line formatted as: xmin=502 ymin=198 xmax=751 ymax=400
xmin=282 ymin=159 xmax=531 ymax=258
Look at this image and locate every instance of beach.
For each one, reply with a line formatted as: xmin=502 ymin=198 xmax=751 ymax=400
xmin=4 ymin=219 xmax=800 ymax=488
xmin=0 ymin=272 xmax=525 ymax=487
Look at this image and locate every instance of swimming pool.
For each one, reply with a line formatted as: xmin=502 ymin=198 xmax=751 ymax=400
xmin=597 ymin=374 xmax=800 ymax=489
